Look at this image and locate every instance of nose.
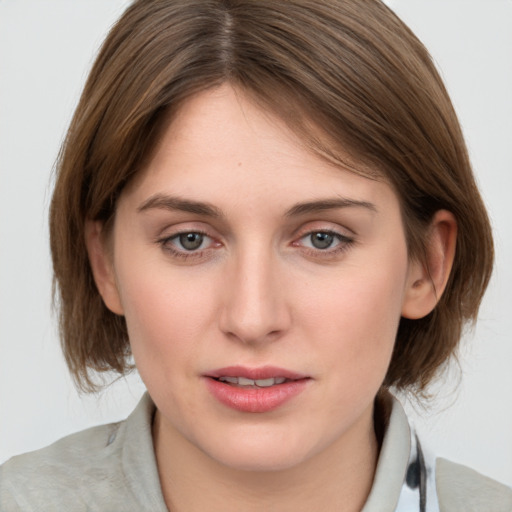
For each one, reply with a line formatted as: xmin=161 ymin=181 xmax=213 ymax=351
xmin=219 ymin=246 xmax=291 ymax=345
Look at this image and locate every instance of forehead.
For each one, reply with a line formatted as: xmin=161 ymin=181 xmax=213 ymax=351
xmin=121 ymin=84 xmax=398 ymax=219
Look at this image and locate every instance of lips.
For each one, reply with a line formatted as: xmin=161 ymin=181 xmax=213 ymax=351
xmin=204 ymin=366 xmax=310 ymax=413
xmin=217 ymin=376 xmax=287 ymax=387
xmin=206 ymin=365 xmax=307 ymax=381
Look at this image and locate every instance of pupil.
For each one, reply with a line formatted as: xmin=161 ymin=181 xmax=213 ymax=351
xmin=179 ymin=233 xmax=203 ymax=250
xmin=311 ymin=232 xmax=333 ymax=249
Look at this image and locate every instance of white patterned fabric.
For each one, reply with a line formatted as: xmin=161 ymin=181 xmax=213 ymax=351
xmin=394 ymin=425 xmax=440 ymax=512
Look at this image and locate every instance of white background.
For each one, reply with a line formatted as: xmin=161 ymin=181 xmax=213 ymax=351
xmin=1 ymin=0 xmax=511 ymax=486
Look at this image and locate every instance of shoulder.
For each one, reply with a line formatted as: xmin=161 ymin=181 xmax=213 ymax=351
xmin=0 ymin=421 xmax=125 ymax=510
xmin=0 ymin=393 xmax=166 ymax=511
xmin=436 ymin=457 xmax=512 ymax=512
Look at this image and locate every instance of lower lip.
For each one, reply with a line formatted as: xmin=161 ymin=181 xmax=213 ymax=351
xmin=204 ymin=378 xmax=310 ymax=413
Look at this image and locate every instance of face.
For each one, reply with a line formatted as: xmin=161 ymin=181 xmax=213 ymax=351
xmin=95 ymin=85 xmax=422 ymax=472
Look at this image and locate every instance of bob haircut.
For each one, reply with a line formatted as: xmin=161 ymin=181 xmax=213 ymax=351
xmin=50 ymin=0 xmax=493 ymax=393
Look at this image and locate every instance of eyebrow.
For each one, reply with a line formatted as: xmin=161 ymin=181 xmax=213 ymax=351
xmin=138 ymin=194 xmax=223 ymax=218
xmin=138 ymin=194 xmax=377 ymax=218
xmin=285 ymin=198 xmax=377 ymax=217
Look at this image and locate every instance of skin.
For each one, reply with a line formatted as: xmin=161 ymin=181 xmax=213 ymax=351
xmin=86 ymin=84 xmax=456 ymax=511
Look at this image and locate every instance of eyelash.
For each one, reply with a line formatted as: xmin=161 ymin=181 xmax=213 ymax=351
xmin=156 ymin=228 xmax=355 ymax=262
xmin=157 ymin=230 xmax=216 ymax=261
xmin=293 ymin=230 xmax=355 ymax=259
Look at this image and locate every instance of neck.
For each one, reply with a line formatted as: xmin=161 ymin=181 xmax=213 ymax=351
xmin=153 ymin=403 xmax=381 ymax=512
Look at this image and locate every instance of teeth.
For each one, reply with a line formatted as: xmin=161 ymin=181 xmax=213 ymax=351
xmin=218 ymin=376 xmax=288 ymax=387
xmin=218 ymin=376 xmax=238 ymax=384
xmin=255 ymin=378 xmax=275 ymax=387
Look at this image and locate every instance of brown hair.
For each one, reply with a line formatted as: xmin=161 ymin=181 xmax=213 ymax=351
xmin=50 ymin=0 xmax=493 ymax=393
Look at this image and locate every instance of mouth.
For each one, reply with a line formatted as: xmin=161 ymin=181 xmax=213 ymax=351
xmin=204 ymin=366 xmax=311 ymax=412
xmin=214 ymin=376 xmax=291 ymax=388
xmin=205 ymin=365 xmax=309 ymax=386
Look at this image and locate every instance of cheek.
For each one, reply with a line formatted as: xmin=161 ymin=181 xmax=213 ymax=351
xmin=113 ymin=256 xmax=218 ymax=375
xmin=116 ymin=271 xmax=213 ymax=421
xmin=299 ymin=245 xmax=409 ymax=383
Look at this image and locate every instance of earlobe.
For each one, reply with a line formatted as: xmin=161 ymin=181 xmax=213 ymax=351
xmin=401 ymin=210 xmax=457 ymax=320
xmin=84 ymin=220 xmax=124 ymax=315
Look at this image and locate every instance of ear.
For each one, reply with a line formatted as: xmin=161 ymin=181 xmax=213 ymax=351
xmin=401 ymin=210 xmax=457 ymax=319
xmin=84 ymin=220 xmax=124 ymax=315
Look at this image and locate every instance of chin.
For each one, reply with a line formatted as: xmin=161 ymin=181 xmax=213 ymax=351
xmin=213 ymin=448 xmax=308 ymax=473
xmin=200 ymin=429 xmax=314 ymax=473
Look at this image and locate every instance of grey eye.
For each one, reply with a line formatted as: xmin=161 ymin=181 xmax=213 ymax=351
xmin=309 ymin=232 xmax=335 ymax=249
xmin=178 ymin=233 xmax=204 ymax=250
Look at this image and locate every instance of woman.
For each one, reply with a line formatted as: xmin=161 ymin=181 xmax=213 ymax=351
xmin=1 ymin=1 xmax=510 ymax=510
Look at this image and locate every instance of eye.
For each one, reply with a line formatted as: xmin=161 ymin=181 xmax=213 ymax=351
xmin=292 ymin=228 xmax=355 ymax=259
xmin=300 ymin=231 xmax=345 ymax=250
xmin=306 ymin=232 xmax=337 ymax=250
xmin=176 ymin=232 xmax=207 ymax=251
xmin=156 ymin=230 xmax=221 ymax=261
xmin=165 ymin=231 xmax=213 ymax=252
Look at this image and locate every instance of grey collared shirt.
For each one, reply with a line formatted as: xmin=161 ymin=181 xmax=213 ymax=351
xmin=1 ymin=393 xmax=511 ymax=511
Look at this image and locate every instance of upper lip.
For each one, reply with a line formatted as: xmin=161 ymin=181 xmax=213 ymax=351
xmin=205 ymin=366 xmax=308 ymax=380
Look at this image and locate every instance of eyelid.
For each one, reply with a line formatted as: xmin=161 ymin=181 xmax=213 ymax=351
xmin=291 ymin=220 xmax=355 ymax=240
xmin=293 ymin=230 xmax=352 ymax=248
xmin=154 ymin=219 xmax=221 ymax=244
xmin=167 ymin=230 xmax=212 ymax=248
xmin=155 ymin=224 xmax=222 ymax=261
xmin=290 ymin=222 xmax=356 ymax=258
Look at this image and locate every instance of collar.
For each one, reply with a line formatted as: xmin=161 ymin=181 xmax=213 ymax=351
xmin=363 ymin=395 xmax=439 ymax=512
